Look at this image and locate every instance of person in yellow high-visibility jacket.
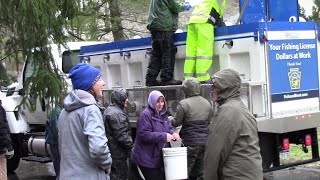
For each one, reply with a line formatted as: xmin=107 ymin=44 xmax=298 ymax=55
xmin=184 ymin=0 xmax=226 ymax=83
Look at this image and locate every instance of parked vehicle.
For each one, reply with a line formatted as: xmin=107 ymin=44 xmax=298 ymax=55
xmin=0 ymin=42 xmax=103 ymax=172
xmin=79 ymin=0 xmax=320 ymax=172
xmin=3 ymin=0 xmax=320 ymax=173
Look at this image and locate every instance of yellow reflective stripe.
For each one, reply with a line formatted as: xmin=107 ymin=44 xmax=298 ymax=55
xmin=195 ymin=72 xmax=208 ymax=76
xmin=214 ymin=0 xmax=226 ymax=16
xmin=192 ymin=13 xmax=216 ymax=24
xmin=196 ymin=56 xmax=213 ymax=60
xmin=185 ymin=56 xmax=196 ymax=60
xmin=184 ymin=73 xmax=195 ymax=77
xmin=217 ymin=0 xmax=226 ymax=12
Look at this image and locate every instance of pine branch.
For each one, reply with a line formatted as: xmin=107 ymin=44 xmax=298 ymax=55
xmin=67 ymin=30 xmax=85 ymax=41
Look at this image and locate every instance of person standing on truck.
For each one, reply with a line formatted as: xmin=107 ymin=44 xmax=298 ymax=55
xmin=104 ymin=88 xmax=133 ymax=180
xmin=58 ymin=63 xmax=112 ymax=180
xmin=184 ymin=0 xmax=226 ymax=83
xmin=0 ymin=100 xmax=14 ymax=180
xmin=170 ymin=78 xmax=213 ymax=180
xmin=204 ymin=69 xmax=263 ymax=180
xmin=131 ymin=90 xmax=181 ymax=180
xmin=145 ymin=0 xmax=192 ymax=86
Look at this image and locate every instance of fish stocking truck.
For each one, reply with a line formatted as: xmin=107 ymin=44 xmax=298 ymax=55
xmin=1 ymin=0 xmax=320 ymax=173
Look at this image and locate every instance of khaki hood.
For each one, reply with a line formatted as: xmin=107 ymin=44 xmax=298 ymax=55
xmin=182 ymin=78 xmax=201 ymax=98
xmin=211 ymin=69 xmax=241 ymax=104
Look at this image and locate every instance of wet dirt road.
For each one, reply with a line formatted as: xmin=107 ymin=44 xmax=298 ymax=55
xmin=7 ymin=160 xmax=320 ymax=180
xmin=8 ymin=160 xmax=56 ymax=180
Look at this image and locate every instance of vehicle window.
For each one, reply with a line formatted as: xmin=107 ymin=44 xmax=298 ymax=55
xmin=0 ymin=62 xmax=10 ymax=87
xmin=62 ymin=50 xmax=81 ymax=74
xmin=23 ymin=57 xmax=36 ymax=83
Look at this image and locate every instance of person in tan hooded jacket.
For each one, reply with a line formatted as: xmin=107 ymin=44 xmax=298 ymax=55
xmin=204 ymin=68 xmax=263 ymax=180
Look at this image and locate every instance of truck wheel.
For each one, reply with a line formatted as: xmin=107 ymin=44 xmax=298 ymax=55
xmin=7 ymin=134 xmax=21 ymax=172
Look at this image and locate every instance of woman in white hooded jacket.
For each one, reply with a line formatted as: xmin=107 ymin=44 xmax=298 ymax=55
xmin=58 ymin=63 xmax=112 ymax=180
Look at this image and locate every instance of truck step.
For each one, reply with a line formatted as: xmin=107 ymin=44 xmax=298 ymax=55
xmin=22 ymin=155 xmax=51 ymax=163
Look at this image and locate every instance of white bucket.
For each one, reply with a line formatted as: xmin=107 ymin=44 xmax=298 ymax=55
xmin=162 ymin=147 xmax=188 ymax=180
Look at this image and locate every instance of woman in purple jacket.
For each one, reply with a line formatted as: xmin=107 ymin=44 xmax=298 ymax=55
xmin=131 ymin=90 xmax=180 ymax=180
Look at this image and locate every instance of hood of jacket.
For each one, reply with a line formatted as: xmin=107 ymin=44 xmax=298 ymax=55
xmin=63 ymin=90 xmax=97 ymax=112
xmin=111 ymin=88 xmax=128 ymax=109
xmin=182 ymin=78 xmax=201 ymax=98
xmin=147 ymin=90 xmax=167 ymax=116
xmin=211 ymin=68 xmax=241 ymax=105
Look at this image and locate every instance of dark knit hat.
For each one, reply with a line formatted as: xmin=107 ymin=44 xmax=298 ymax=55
xmin=69 ymin=63 xmax=102 ymax=91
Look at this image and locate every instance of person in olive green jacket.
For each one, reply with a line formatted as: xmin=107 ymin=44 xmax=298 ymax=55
xmin=171 ymin=78 xmax=213 ymax=180
xmin=204 ymin=69 xmax=263 ymax=180
xmin=145 ymin=0 xmax=191 ymax=86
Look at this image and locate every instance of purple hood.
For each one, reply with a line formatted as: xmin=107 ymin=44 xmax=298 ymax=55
xmin=147 ymin=90 xmax=167 ymax=116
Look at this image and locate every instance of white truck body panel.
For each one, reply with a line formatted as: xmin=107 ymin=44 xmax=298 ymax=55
xmin=80 ymin=22 xmax=320 ymax=134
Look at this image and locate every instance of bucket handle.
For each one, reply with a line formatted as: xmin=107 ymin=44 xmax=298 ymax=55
xmin=168 ymin=140 xmax=185 ymax=148
xmin=137 ymin=165 xmax=146 ymax=180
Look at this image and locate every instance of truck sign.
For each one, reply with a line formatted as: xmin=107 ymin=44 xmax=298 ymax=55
xmin=268 ymin=30 xmax=319 ymax=103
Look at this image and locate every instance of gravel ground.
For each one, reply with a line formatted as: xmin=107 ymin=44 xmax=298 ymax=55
xmin=302 ymin=161 xmax=320 ymax=168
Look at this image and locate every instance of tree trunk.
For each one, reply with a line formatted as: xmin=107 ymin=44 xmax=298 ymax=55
xmin=108 ymin=0 xmax=125 ymax=41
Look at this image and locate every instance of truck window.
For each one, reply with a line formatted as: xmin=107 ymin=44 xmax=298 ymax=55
xmin=62 ymin=50 xmax=80 ymax=74
xmin=23 ymin=58 xmax=36 ymax=83
xmin=0 ymin=62 xmax=10 ymax=87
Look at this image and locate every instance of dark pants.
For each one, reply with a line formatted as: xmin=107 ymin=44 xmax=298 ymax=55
xmin=145 ymin=31 xmax=176 ymax=83
xmin=187 ymin=146 xmax=205 ymax=180
xmin=128 ymin=161 xmax=143 ymax=180
xmin=50 ymin=144 xmax=60 ymax=180
xmin=138 ymin=165 xmax=165 ymax=180
xmin=110 ymin=158 xmax=128 ymax=180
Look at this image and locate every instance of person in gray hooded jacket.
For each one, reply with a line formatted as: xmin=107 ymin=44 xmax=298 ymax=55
xmin=58 ymin=63 xmax=112 ymax=180
xmin=104 ymin=88 xmax=133 ymax=180
xmin=171 ymin=78 xmax=213 ymax=180
xmin=204 ymin=68 xmax=263 ymax=180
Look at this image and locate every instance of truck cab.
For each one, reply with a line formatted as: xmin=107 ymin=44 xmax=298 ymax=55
xmin=0 ymin=41 xmax=104 ymax=172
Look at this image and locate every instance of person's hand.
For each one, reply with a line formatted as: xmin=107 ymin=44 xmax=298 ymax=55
xmin=105 ymin=167 xmax=111 ymax=175
xmin=5 ymin=149 xmax=14 ymax=159
xmin=167 ymin=133 xmax=174 ymax=142
xmin=172 ymin=133 xmax=181 ymax=141
xmin=183 ymin=2 xmax=192 ymax=11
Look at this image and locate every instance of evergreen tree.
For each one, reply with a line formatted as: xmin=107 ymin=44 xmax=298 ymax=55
xmin=0 ymin=0 xmax=79 ymax=111
xmin=308 ymin=0 xmax=319 ymax=21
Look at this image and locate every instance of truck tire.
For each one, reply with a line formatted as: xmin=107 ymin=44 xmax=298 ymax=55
xmin=7 ymin=134 xmax=21 ymax=172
